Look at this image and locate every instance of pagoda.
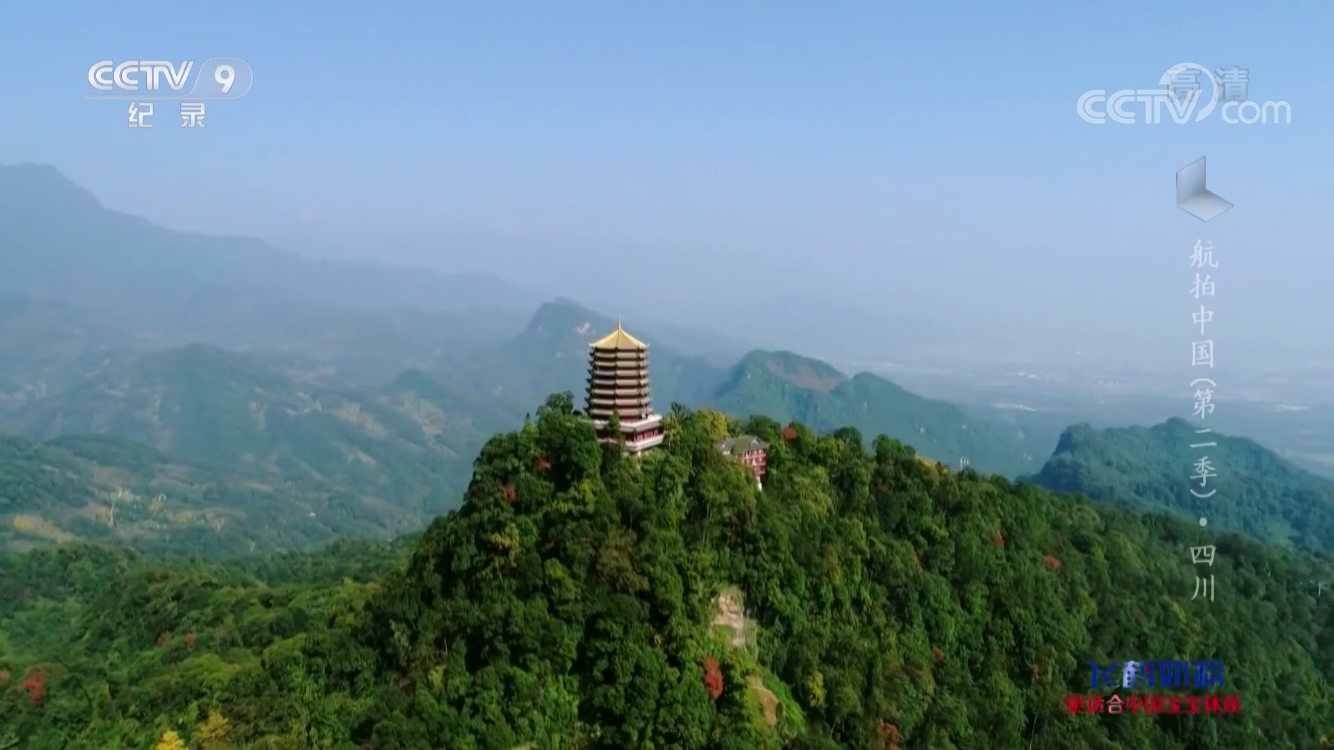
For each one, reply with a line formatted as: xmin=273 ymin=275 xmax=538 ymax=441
xmin=585 ymin=321 xmax=664 ymax=454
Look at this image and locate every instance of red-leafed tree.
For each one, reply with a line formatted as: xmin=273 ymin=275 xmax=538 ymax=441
xmin=781 ymin=426 xmax=798 ymax=441
xmin=702 ymin=656 xmax=724 ymax=700
xmin=931 ymin=646 xmax=945 ymax=664
xmin=992 ymin=531 xmax=1005 ymax=547
xmin=878 ymin=721 xmax=902 ymax=750
xmin=503 ymin=483 xmax=517 ymax=504
xmin=535 ymin=456 xmax=551 ymax=471
xmin=21 ymin=670 xmax=47 ymax=706
xmin=0 ymin=669 xmax=10 ymax=685
xmin=1044 ymin=554 xmax=1063 ymax=572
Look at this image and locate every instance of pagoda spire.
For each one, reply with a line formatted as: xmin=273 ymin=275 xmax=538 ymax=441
xmin=590 ymin=318 xmax=647 ymax=351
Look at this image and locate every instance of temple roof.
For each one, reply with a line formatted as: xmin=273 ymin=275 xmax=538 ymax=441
xmin=590 ymin=321 xmax=647 ymax=351
xmin=719 ymin=435 xmax=768 ymax=455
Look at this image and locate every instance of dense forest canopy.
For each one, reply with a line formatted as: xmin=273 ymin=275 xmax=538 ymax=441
xmin=2 ymin=395 xmax=1330 ymax=749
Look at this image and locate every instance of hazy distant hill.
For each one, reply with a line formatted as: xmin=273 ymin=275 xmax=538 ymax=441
xmin=0 ymin=164 xmax=750 ymax=382
xmin=0 ymin=432 xmax=423 ymax=556
xmin=115 ymin=286 xmax=536 ymax=385
xmin=1033 ymin=418 xmax=1334 ymax=551
xmin=709 ymin=351 xmax=1041 ymax=476
xmin=0 ymin=280 xmax=534 ymax=391
xmin=0 ymin=291 xmax=136 ymax=410
xmin=0 ymin=344 xmax=505 ymax=519
xmin=0 ymin=162 xmax=543 ymax=315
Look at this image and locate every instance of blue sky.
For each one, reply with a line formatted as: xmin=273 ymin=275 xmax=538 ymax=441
xmin=1 ymin=1 xmax=1330 ymax=366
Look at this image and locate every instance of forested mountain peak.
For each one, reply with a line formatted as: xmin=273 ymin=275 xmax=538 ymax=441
xmin=1034 ymin=418 xmax=1334 ymax=551
xmin=3 ymin=396 xmax=1328 ymax=748
xmin=1052 ymin=417 xmax=1213 ymax=453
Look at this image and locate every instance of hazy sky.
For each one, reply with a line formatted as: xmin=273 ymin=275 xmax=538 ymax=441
xmin=1 ymin=2 xmax=1330 ymax=367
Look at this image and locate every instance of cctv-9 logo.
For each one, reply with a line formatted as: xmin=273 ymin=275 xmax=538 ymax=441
xmin=86 ymin=57 xmax=253 ymax=100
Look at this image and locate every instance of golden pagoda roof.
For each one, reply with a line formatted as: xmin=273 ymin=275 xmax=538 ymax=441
xmin=590 ymin=320 xmax=647 ymax=351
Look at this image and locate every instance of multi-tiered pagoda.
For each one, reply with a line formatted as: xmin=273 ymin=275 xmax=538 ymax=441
xmin=585 ymin=321 xmax=663 ymax=454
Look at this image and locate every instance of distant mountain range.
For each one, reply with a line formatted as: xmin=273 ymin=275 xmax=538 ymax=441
xmin=0 ymin=294 xmax=1037 ymax=466
xmin=0 ymin=163 xmax=751 ymax=380
xmin=0 ymin=291 xmax=1047 ymax=552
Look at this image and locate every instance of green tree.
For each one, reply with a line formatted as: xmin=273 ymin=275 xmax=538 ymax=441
xmin=194 ymin=710 xmax=231 ymax=748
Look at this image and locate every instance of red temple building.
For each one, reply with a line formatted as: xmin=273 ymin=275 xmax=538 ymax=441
xmin=718 ymin=435 xmax=768 ymax=489
xmin=585 ymin=322 xmax=664 ymax=454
